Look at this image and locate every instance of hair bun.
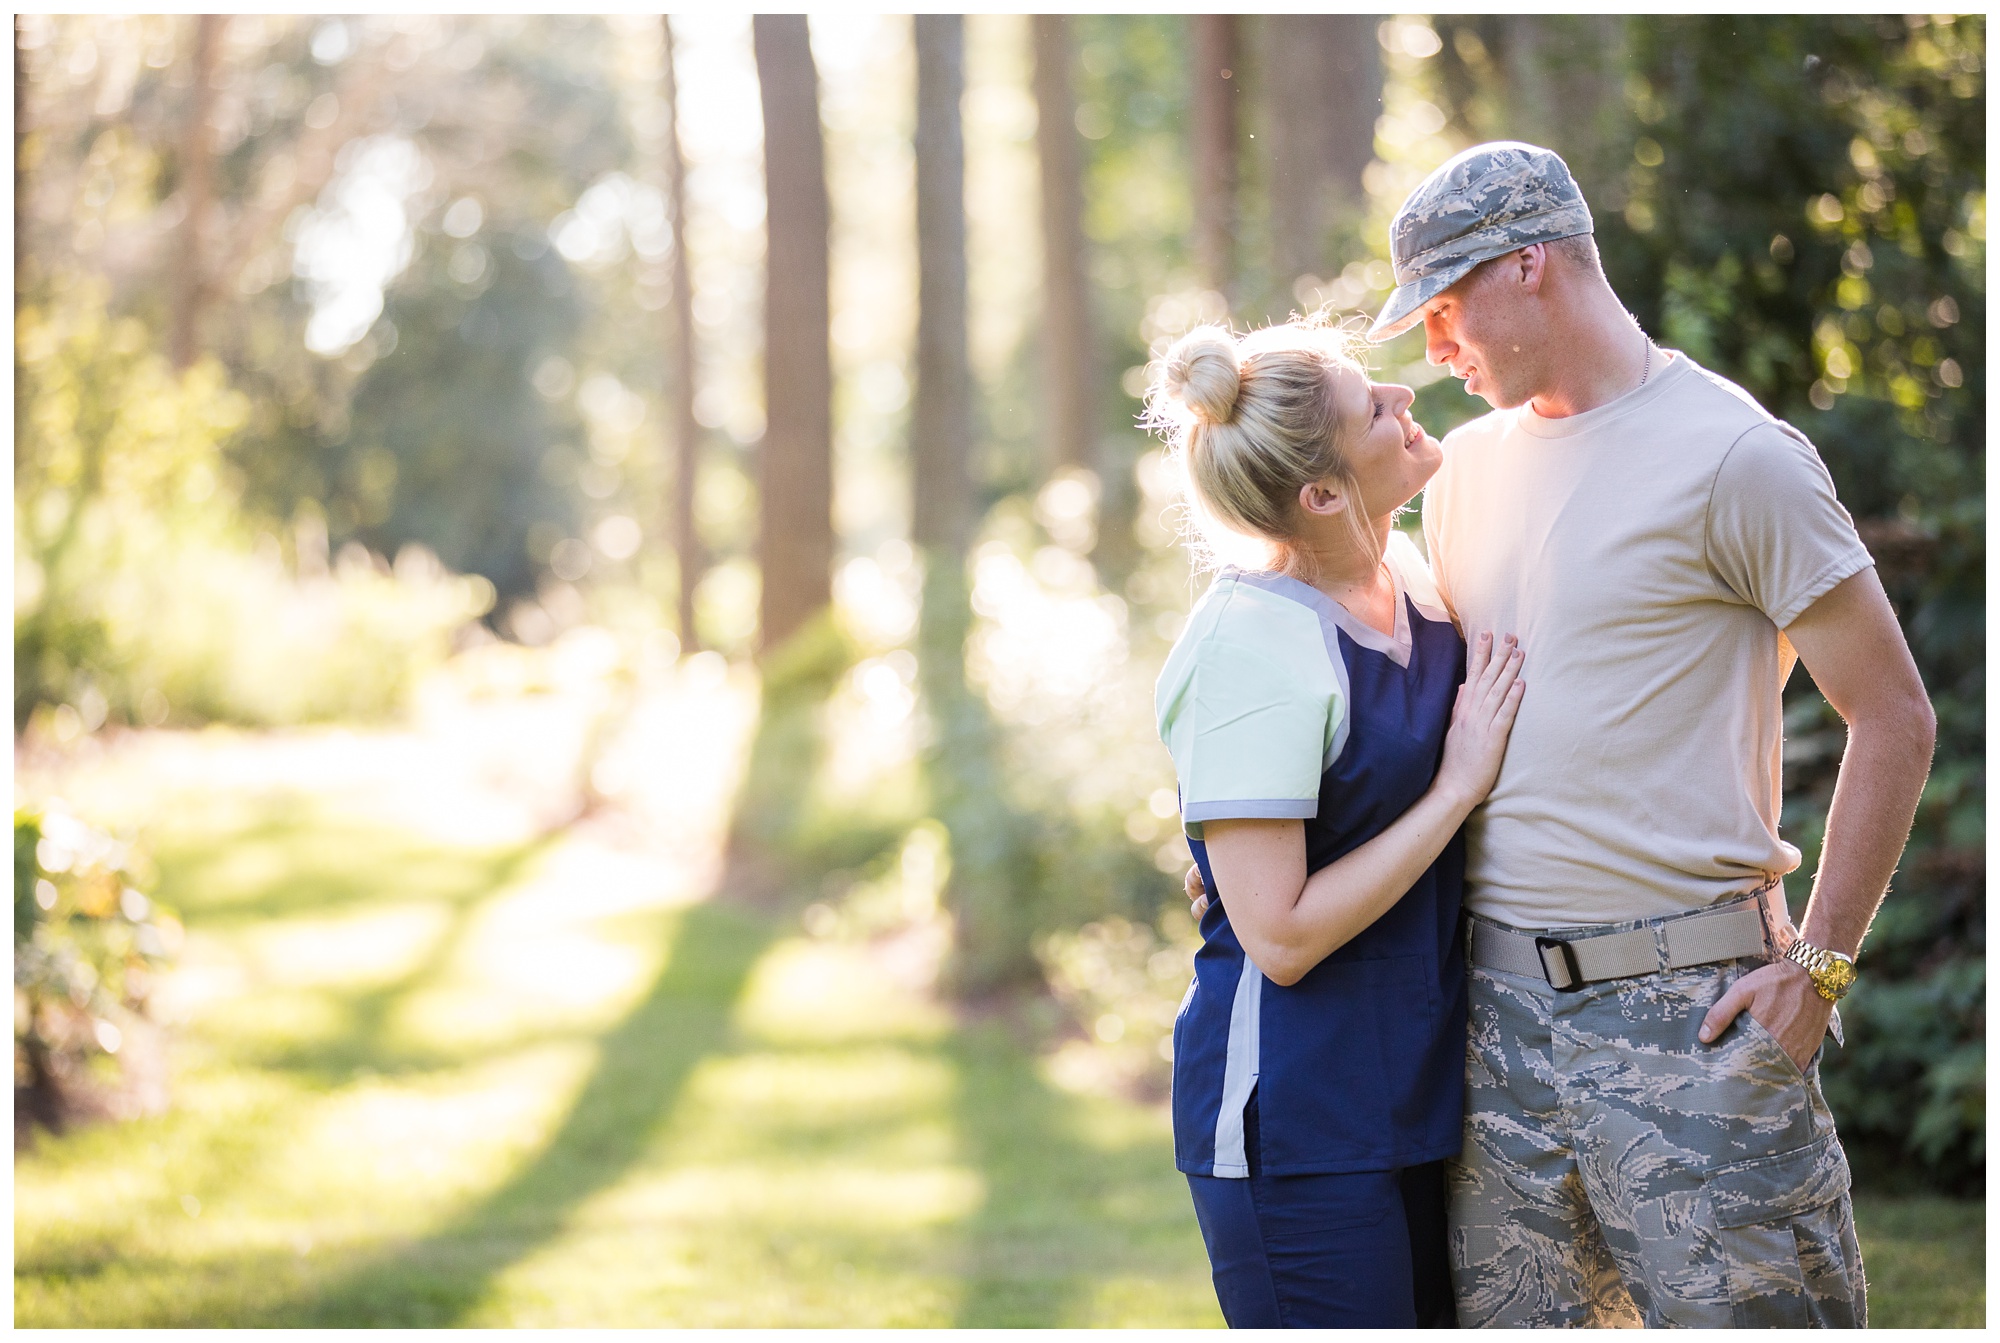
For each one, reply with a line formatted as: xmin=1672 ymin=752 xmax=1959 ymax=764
xmin=1161 ymin=327 xmax=1241 ymax=426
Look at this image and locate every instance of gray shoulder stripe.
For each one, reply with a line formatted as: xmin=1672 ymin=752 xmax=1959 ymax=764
xmin=1181 ymin=799 xmax=1321 ymax=823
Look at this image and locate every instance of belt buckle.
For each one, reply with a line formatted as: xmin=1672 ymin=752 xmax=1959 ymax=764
xmin=1535 ymin=936 xmax=1585 ymax=992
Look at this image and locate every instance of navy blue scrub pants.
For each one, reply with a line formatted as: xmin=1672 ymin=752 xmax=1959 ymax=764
xmin=1186 ymin=1093 xmax=1455 ymax=1328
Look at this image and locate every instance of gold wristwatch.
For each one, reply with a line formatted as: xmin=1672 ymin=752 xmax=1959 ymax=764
xmin=1784 ymin=937 xmax=1858 ymax=1002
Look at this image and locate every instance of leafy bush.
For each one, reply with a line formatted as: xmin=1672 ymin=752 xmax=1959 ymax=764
xmin=14 ymin=806 xmax=181 ymax=1131
xmin=1038 ymin=912 xmax=1200 ymax=1100
xmin=1606 ymin=15 xmax=1985 ymax=1192
xmin=15 ymin=276 xmax=494 ymax=732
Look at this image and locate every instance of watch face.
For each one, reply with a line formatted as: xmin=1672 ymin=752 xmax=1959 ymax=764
xmin=1822 ymin=959 xmax=1857 ymax=997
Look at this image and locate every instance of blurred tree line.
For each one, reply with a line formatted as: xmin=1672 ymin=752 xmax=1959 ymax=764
xmin=13 ymin=14 xmax=1981 ymax=1189
xmin=14 ymin=16 xmax=663 ymax=737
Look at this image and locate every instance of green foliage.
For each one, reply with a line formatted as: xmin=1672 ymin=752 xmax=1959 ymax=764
xmin=1037 ymin=910 xmax=1199 ymax=1098
xmin=340 ymin=231 xmax=587 ymax=604
xmin=19 ymin=16 xmax=652 ymax=617
xmin=14 ymin=806 xmax=181 ymax=1128
xmin=14 ymin=275 xmax=248 ymax=726
xmin=942 ymin=496 xmax=1194 ymax=1000
xmin=294 ymin=19 xmax=641 ymax=607
xmin=1598 ymin=14 xmax=1984 ymax=1190
xmin=14 ymin=279 xmax=495 ymax=730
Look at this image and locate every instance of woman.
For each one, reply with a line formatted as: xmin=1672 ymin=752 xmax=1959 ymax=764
xmin=1148 ymin=318 xmax=1523 ymax=1328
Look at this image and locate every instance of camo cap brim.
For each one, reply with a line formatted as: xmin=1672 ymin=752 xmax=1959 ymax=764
xmin=1368 ymin=141 xmax=1594 ymax=342
xmin=1367 ymin=260 xmax=1479 ymax=342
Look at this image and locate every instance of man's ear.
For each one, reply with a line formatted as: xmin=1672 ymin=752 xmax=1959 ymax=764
xmin=1515 ymin=243 xmax=1547 ymax=295
xmin=1297 ymin=478 xmax=1347 ymax=519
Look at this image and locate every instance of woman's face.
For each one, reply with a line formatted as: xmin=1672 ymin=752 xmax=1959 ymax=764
xmin=1328 ymin=365 xmax=1441 ymax=520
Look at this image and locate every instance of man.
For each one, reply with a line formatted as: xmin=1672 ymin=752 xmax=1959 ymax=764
xmin=1365 ymin=141 xmax=1936 ymax=1326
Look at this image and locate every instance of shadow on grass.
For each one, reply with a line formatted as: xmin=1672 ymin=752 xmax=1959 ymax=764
xmin=270 ymin=624 xmax=852 ymax=1324
xmin=156 ymin=807 xmax=561 ymax=1083
xmin=265 ymin=899 xmax=776 ymax=1326
xmin=948 ymin=1016 xmax=1211 ymax=1327
xmin=148 ymin=797 xmax=544 ymax=929
xmin=12 ymin=813 xmax=563 ymax=1313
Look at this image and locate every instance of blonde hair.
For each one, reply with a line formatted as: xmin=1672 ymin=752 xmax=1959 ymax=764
xmin=1143 ymin=314 xmax=1376 ymax=582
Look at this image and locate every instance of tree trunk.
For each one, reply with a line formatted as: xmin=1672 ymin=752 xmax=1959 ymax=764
xmin=170 ymin=14 xmax=224 ymax=370
xmin=913 ymin=14 xmax=1035 ymax=997
xmin=15 ymin=19 xmax=27 ymax=297
xmin=1030 ymin=14 xmax=1094 ymax=479
xmin=913 ymin=16 xmax=972 ymax=559
xmin=1497 ymin=17 xmax=1627 ymax=201
xmin=1188 ymin=15 xmax=1239 ymax=299
xmin=1265 ymin=14 xmax=1382 ymax=296
xmin=662 ymin=18 xmax=703 ymax=650
xmin=752 ymin=16 xmax=834 ymax=655
xmin=1431 ymin=17 xmax=1627 ymax=201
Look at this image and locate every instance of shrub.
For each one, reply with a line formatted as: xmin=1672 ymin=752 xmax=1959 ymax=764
xmin=15 ymin=276 xmax=493 ymax=732
xmin=14 ymin=806 xmax=181 ymax=1132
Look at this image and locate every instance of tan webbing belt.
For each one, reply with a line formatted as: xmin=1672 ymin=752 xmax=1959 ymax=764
xmin=1469 ymin=891 xmax=1777 ymax=992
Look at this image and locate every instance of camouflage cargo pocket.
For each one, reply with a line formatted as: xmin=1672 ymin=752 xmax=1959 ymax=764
xmin=1703 ymin=1132 xmax=1854 ymax=1328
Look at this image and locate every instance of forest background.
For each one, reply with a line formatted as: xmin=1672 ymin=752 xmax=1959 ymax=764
xmin=13 ymin=12 xmax=1985 ymax=1328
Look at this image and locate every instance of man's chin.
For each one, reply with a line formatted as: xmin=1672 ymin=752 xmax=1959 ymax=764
xmin=1461 ymin=375 xmax=1524 ymax=411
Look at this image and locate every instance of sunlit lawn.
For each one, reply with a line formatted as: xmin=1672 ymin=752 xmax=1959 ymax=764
xmin=13 ymin=783 xmax=1220 ymax=1327
xmin=11 ymin=721 xmax=1981 ymax=1327
xmin=1855 ymin=1194 xmax=1986 ymax=1328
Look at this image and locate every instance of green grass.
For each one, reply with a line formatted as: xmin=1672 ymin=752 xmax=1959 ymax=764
xmin=13 ymin=795 xmax=1219 ymax=1327
xmin=12 ymin=791 xmax=1981 ymax=1326
xmin=1853 ymin=1194 xmax=1986 ymax=1328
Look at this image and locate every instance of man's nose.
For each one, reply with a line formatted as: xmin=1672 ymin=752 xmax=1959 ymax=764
xmin=1424 ymin=317 xmax=1453 ymax=368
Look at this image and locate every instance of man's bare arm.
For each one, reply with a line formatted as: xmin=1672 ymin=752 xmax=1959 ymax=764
xmin=1700 ymin=567 xmax=1937 ymax=1062
xmin=1783 ymin=567 xmax=1939 ymax=954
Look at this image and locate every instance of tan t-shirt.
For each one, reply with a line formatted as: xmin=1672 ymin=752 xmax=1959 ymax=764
xmin=1423 ymin=350 xmax=1873 ymax=928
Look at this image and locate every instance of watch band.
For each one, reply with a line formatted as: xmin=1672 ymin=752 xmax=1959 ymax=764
xmin=1784 ymin=937 xmax=1857 ymax=1001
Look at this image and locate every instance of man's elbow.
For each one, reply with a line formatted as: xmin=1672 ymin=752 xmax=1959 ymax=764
xmin=1847 ymin=680 xmax=1937 ymax=764
xmin=1893 ymin=685 xmax=1939 ymax=763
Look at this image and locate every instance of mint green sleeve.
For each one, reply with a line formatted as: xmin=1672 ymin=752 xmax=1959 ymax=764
xmin=1158 ymin=592 xmax=1342 ymax=839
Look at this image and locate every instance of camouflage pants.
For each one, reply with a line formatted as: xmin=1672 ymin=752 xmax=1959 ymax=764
xmin=1450 ymin=939 xmax=1866 ymax=1328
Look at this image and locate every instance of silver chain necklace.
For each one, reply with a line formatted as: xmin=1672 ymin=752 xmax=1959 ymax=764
xmin=1639 ymin=332 xmax=1653 ymax=387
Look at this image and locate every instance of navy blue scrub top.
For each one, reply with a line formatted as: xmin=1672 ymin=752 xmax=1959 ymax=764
xmin=1155 ymin=541 xmax=1468 ymax=1178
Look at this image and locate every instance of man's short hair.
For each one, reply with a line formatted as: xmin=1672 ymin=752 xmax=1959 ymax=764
xmin=1461 ymin=233 xmax=1603 ymax=294
xmin=1549 ymin=233 xmax=1604 ymax=279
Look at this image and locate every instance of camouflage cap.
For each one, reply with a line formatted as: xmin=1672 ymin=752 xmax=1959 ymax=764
xmin=1368 ymin=141 xmax=1594 ymax=341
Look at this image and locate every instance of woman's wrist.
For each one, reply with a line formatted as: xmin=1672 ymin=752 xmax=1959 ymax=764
xmin=1426 ymin=776 xmax=1481 ymax=823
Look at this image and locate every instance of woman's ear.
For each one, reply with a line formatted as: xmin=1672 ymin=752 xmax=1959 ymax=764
xmin=1297 ymin=478 xmax=1347 ymax=519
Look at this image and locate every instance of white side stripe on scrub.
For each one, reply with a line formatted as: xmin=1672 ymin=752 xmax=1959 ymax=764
xmin=1210 ymin=959 xmax=1263 ymax=1178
